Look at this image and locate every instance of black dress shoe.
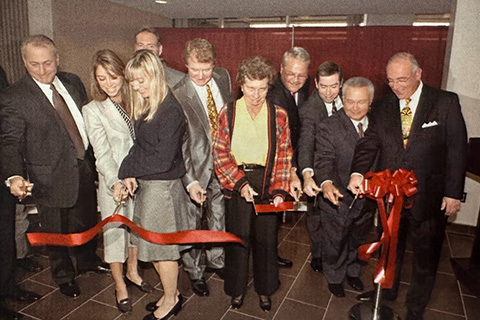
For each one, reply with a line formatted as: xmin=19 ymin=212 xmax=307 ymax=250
xmin=259 ymin=295 xmax=271 ymax=311
xmin=58 ymin=281 xmax=80 ymax=298
xmin=328 ymin=283 xmax=345 ymax=297
xmin=146 ymin=294 xmax=182 ymax=312
xmin=78 ymin=262 xmax=111 ymax=275
xmin=115 ymin=290 xmax=132 ymax=313
xmin=346 ymin=276 xmax=364 ymax=291
xmin=16 ymin=256 xmax=43 ymax=273
xmin=310 ymin=258 xmax=322 ymax=272
xmin=277 ymin=256 xmax=293 ymax=268
xmin=143 ymin=294 xmax=183 ymax=320
xmin=0 ymin=302 xmax=22 ymax=320
xmin=356 ymin=289 xmax=397 ymax=302
xmin=406 ymin=309 xmax=424 ymax=320
xmin=191 ymin=279 xmax=209 ymax=296
xmin=231 ymin=294 xmax=244 ymax=309
xmin=11 ymin=289 xmax=42 ymax=303
xmin=125 ymin=276 xmax=154 ymax=293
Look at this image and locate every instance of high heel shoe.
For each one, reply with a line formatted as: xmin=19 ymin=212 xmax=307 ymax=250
xmin=259 ymin=294 xmax=271 ymax=311
xmin=125 ymin=276 xmax=154 ymax=293
xmin=231 ymin=294 xmax=244 ymax=309
xmin=145 ymin=293 xmax=183 ymax=313
xmin=115 ymin=290 xmax=132 ymax=313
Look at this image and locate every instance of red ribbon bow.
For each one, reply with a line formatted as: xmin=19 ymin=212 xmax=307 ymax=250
xmin=358 ymin=169 xmax=417 ymax=288
xmin=27 ymin=212 xmax=242 ymax=247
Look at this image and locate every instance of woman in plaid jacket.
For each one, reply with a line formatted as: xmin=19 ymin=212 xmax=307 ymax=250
xmin=212 ymin=56 xmax=292 ymax=312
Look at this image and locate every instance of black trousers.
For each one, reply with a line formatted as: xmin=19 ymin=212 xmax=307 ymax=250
xmin=383 ymin=209 xmax=447 ymax=314
xmin=224 ymin=168 xmax=280 ymax=297
xmin=36 ymin=159 xmax=101 ymax=285
xmin=0 ymin=186 xmax=18 ymax=297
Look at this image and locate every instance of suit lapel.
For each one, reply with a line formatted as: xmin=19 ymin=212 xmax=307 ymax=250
xmin=339 ymin=109 xmax=360 ymax=147
xmin=57 ymin=74 xmax=82 ymax=111
xmin=100 ymin=99 xmax=129 ymax=131
xmin=406 ymin=85 xmax=434 ymax=148
xmin=185 ymin=79 xmax=211 ymax=137
xmin=212 ymin=70 xmax=228 ymax=105
xmin=24 ymin=75 xmax=64 ymax=125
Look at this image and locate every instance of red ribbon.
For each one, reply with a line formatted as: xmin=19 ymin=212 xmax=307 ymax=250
xmin=27 ymin=213 xmax=242 ymax=247
xmin=254 ymin=201 xmax=294 ymax=213
xmin=357 ymin=169 xmax=417 ymax=288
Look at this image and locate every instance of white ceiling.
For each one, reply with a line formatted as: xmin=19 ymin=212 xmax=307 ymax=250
xmin=107 ymin=0 xmax=453 ymax=19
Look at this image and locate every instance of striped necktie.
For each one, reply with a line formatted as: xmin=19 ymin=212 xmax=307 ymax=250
xmin=331 ymin=100 xmax=337 ymax=114
xmin=401 ymin=98 xmax=412 ymax=148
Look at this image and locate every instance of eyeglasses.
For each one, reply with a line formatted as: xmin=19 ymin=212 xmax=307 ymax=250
xmin=284 ymin=71 xmax=308 ymax=80
xmin=386 ymin=75 xmax=412 ymax=85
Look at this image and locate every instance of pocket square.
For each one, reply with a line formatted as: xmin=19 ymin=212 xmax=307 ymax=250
xmin=421 ymin=121 xmax=438 ymax=128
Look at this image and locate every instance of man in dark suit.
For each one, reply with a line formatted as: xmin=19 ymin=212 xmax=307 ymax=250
xmin=348 ymin=52 xmax=468 ymax=320
xmin=134 ymin=26 xmax=184 ymax=87
xmin=298 ymin=61 xmax=343 ymax=273
xmin=172 ymin=38 xmax=233 ymax=297
xmin=0 ymin=35 xmax=109 ymax=299
xmin=314 ymin=77 xmax=374 ymax=297
xmin=266 ymin=47 xmax=311 ymax=268
xmin=0 ymin=64 xmax=42 ymax=319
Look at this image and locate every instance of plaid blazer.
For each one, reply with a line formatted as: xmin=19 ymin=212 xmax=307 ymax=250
xmin=212 ymin=100 xmax=292 ymax=200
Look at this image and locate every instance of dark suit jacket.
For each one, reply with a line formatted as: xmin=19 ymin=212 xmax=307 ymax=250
xmin=172 ymin=67 xmax=233 ymax=188
xmin=298 ymin=91 xmax=329 ymax=172
xmin=351 ymin=84 xmax=468 ymax=221
xmin=267 ymin=73 xmax=310 ymax=155
xmin=315 ymin=109 xmax=365 ymax=215
xmin=119 ymin=90 xmax=187 ymax=181
xmin=0 ymin=72 xmax=93 ymax=208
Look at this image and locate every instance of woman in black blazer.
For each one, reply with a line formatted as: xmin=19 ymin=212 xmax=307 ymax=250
xmin=119 ymin=50 xmax=187 ymax=320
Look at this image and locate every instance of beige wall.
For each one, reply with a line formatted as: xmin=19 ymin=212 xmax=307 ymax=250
xmin=49 ymin=0 xmax=171 ymax=95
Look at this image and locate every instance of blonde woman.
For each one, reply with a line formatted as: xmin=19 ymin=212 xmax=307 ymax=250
xmin=83 ymin=49 xmax=153 ymax=313
xmin=119 ymin=50 xmax=187 ymax=320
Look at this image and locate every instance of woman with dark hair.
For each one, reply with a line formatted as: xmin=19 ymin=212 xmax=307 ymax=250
xmin=83 ymin=49 xmax=153 ymax=313
xmin=119 ymin=49 xmax=187 ymax=320
xmin=213 ymin=56 xmax=292 ymax=311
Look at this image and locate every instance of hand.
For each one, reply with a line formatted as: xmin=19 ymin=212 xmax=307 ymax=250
xmin=303 ymin=173 xmax=321 ymax=197
xmin=122 ymin=177 xmax=137 ymax=196
xmin=112 ymin=181 xmax=128 ymax=204
xmin=322 ymin=182 xmax=343 ymax=206
xmin=272 ymin=196 xmax=284 ymax=207
xmin=441 ymin=196 xmax=461 ymax=216
xmin=9 ymin=177 xmax=34 ymax=201
xmin=347 ymin=174 xmax=364 ymax=195
xmin=240 ymin=184 xmax=258 ymax=202
xmin=188 ymin=182 xmax=206 ymax=204
xmin=289 ymin=170 xmax=302 ymax=201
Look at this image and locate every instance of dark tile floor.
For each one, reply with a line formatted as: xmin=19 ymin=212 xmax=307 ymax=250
xmin=8 ymin=211 xmax=480 ymax=320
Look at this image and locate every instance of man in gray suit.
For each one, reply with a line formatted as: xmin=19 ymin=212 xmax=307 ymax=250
xmin=314 ymin=77 xmax=375 ymax=297
xmin=298 ymin=62 xmax=343 ymax=273
xmin=134 ymin=26 xmax=184 ymax=87
xmin=172 ymin=38 xmax=233 ymax=297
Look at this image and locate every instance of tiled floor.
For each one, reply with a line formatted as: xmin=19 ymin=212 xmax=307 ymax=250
xmin=7 ymin=211 xmax=480 ymax=320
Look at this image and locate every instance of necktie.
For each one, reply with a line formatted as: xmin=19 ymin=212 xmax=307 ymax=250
xmin=357 ymin=122 xmax=364 ymax=138
xmin=206 ymin=84 xmax=218 ymax=140
xmin=401 ymin=98 xmax=412 ymax=148
xmin=331 ymin=100 xmax=337 ymax=114
xmin=291 ymin=92 xmax=297 ymax=105
xmin=50 ymin=84 xmax=85 ymax=159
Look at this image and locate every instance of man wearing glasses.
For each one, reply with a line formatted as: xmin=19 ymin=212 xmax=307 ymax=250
xmin=348 ymin=52 xmax=467 ymax=320
xmin=267 ymin=47 xmax=311 ymax=268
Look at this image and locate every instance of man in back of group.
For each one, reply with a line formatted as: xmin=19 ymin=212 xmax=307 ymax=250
xmin=267 ymin=47 xmax=311 ymax=268
xmin=172 ymin=38 xmax=233 ymax=297
xmin=297 ymin=61 xmax=344 ymax=273
xmin=134 ymin=26 xmax=184 ymax=87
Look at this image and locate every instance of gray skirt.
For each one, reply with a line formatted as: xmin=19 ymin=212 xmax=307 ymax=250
xmin=134 ymin=178 xmax=190 ymax=262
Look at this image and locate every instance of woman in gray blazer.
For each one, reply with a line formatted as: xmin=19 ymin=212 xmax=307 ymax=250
xmin=83 ymin=50 xmax=153 ymax=313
